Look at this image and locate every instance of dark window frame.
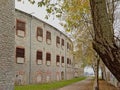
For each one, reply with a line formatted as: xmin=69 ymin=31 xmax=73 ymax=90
xmin=37 ymin=27 xmax=43 ymax=41
xmin=36 ymin=50 xmax=43 ymax=64
xmin=56 ymin=36 xmax=60 ymax=44
xmin=46 ymin=31 xmax=51 ymax=40
xmin=61 ymin=39 xmax=64 ymax=46
xmin=16 ymin=19 xmax=26 ymax=37
xmin=16 ymin=47 xmax=25 ymax=64
xmin=46 ymin=53 xmax=51 ymax=61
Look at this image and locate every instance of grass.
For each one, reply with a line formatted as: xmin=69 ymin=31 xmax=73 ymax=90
xmin=15 ymin=77 xmax=86 ymax=90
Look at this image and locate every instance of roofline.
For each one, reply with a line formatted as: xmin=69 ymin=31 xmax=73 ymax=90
xmin=15 ymin=9 xmax=72 ymax=43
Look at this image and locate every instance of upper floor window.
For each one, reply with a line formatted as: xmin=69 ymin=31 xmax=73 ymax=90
xmin=16 ymin=47 xmax=25 ymax=64
xmin=67 ymin=58 xmax=69 ymax=64
xmin=46 ymin=31 xmax=51 ymax=44
xmin=67 ymin=43 xmax=69 ymax=50
xmin=37 ymin=27 xmax=43 ymax=41
xmin=56 ymin=55 xmax=60 ymax=66
xmin=67 ymin=58 xmax=71 ymax=67
xmin=61 ymin=56 xmax=64 ymax=67
xmin=16 ymin=19 xmax=25 ymax=37
xmin=61 ymin=39 xmax=64 ymax=46
xmin=56 ymin=36 xmax=60 ymax=47
xmin=46 ymin=53 xmax=51 ymax=65
xmin=36 ymin=51 xmax=43 ymax=64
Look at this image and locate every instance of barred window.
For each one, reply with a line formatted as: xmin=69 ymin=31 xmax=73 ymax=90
xmin=67 ymin=43 xmax=69 ymax=49
xmin=56 ymin=36 xmax=60 ymax=44
xmin=46 ymin=53 xmax=51 ymax=61
xmin=61 ymin=39 xmax=64 ymax=46
xmin=16 ymin=20 xmax=25 ymax=31
xmin=46 ymin=31 xmax=51 ymax=40
xmin=16 ymin=47 xmax=25 ymax=58
xmin=16 ymin=47 xmax=25 ymax=64
xmin=37 ymin=51 xmax=42 ymax=60
xmin=16 ymin=19 xmax=25 ymax=37
xmin=37 ymin=27 xmax=43 ymax=37
xmin=67 ymin=58 xmax=69 ymax=64
xmin=61 ymin=56 xmax=64 ymax=63
xmin=56 ymin=55 xmax=60 ymax=62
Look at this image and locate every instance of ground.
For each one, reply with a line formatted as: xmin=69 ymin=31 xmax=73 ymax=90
xmin=57 ymin=78 xmax=119 ymax=90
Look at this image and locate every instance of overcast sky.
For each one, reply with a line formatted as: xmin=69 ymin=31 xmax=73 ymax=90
xmin=15 ymin=0 xmax=65 ymax=32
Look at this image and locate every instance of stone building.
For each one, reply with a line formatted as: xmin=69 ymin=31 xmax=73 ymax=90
xmin=14 ymin=9 xmax=74 ymax=85
xmin=0 ymin=0 xmax=15 ymax=90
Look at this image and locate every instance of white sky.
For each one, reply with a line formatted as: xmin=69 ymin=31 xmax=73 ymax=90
xmin=15 ymin=0 xmax=65 ymax=32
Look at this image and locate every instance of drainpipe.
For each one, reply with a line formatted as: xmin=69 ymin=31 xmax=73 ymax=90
xmin=65 ymin=39 xmax=67 ymax=80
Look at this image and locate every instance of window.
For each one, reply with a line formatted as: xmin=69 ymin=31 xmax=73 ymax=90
xmin=61 ymin=56 xmax=64 ymax=63
xmin=16 ymin=19 xmax=25 ymax=37
xmin=67 ymin=58 xmax=69 ymax=64
xmin=46 ymin=31 xmax=51 ymax=40
xmin=61 ymin=56 xmax=64 ymax=67
xmin=67 ymin=43 xmax=69 ymax=49
xmin=56 ymin=36 xmax=60 ymax=44
xmin=36 ymin=51 xmax=43 ymax=64
xmin=56 ymin=55 xmax=60 ymax=66
xmin=16 ymin=47 xmax=25 ymax=64
xmin=37 ymin=27 xmax=43 ymax=41
xmin=69 ymin=59 xmax=71 ymax=65
xmin=67 ymin=58 xmax=70 ymax=67
xmin=61 ymin=39 xmax=64 ymax=46
xmin=46 ymin=31 xmax=51 ymax=44
xmin=46 ymin=53 xmax=51 ymax=65
xmin=56 ymin=36 xmax=60 ymax=47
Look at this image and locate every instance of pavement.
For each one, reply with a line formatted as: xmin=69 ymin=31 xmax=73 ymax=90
xmin=57 ymin=77 xmax=119 ymax=90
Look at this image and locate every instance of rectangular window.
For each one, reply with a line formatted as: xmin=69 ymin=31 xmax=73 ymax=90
xmin=56 ymin=36 xmax=60 ymax=44
xmin=67 ymin=58 xmax=71 ymax=67
xmin=61 ymin=56 xmax=64 ymax=63
xmin=56 ymin=55 xmax=60 ymax=66
xmin=67 ymin=42 xmax=69 ymax=51
xmin=56 ymin=36 xmax=60 ymax=47
xmin=16 ymin=47 xmax=25 ymax=64
xmin=61 ymin=56 xmax=64 ymax=67
xmin=46 ymin=53 xmax=51 ymax=65
xmin=16 ymin=19 xmax=25 ymax=37
xmin=46 ymin=31 xmax=51 ymax=44
xmin=37 ymin=27 xmax=43 ymax=41
xmin=36 ymin=51 xmax=43 ymax=64
xmin=46 ymin=31 xmax=51 ymax=40
xmin=67 ymin=58 xmax=69 ymax=64
xmin=61 ymin=39 xmax=64 ymax=46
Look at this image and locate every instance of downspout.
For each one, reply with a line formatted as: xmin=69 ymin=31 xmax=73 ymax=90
xmin=29 ymin=13 xmax=34 ymax=84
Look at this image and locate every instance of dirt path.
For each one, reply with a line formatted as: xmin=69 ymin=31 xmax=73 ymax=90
xmin=99 ymin=80 xmax=119 ymax=90
xmin=57 ymin=78 xmax=93 ymax=90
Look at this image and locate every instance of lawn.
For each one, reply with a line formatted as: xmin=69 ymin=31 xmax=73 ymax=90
xmin=15 ymin=77 xmax=86 ymax=90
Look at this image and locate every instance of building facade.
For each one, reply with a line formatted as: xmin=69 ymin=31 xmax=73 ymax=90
xmin=14 ymin=9 xmax=74 ymax=85
xmin=0 ymin=0 xmax=15 ymax=90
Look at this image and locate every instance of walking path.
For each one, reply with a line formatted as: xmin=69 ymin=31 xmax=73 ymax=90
xmin=57 ymin=77 xmax=119 ymax=90
xmin=57 ymin=77 xmax=93 ymax=90
xmin=99 ymin=80 xmax=119 ymax=90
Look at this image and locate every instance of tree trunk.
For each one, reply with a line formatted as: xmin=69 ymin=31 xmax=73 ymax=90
xmin=94 ymin=59 xmax=100 ymax=90
xmin=0 ymin=0 xmax=15 ymax=90
xmin=89 ymin=0 xmax=120 ymax=81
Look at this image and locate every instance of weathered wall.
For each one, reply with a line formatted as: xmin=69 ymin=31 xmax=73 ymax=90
xmin=15 ymin=9 xmax=74 ymax=85
xmin=0 ymin=0 xmax=15 ymax=90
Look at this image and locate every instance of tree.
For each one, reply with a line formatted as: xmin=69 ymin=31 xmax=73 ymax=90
xmin=90 ymin=0 xmax=120 ymax=81
xmin=0 ymin=0 xmax=15 ymax=90
xmin=23 ymin=0 xmax=120 ymax=81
